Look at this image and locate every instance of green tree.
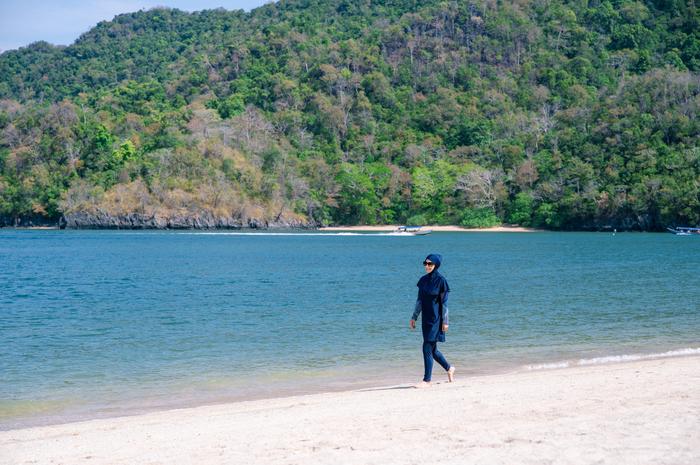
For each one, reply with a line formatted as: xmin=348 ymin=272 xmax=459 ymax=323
xmin=507 ymin=192 xmax=534 ymax=226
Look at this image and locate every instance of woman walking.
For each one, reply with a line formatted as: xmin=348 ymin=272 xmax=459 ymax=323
xmin=410 ymin=253 xmax=455 ymax=387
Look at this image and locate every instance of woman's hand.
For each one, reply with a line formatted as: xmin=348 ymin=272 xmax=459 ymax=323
xmin=442 ymin=324 xmax=449 ymax=332
xmin=409 ymin=319 xmax=416 ymax=329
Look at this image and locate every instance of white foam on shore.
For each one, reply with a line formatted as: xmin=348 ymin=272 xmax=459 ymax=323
xmin=524 ymin=347 xmax=700 ymax=371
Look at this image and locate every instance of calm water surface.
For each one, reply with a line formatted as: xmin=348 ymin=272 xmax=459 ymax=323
xmin=1 ymin=230 xmax=699 ymax=429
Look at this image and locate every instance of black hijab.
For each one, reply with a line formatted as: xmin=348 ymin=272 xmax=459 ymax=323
xmin=417 ymin=253 xmax=450 ymax=296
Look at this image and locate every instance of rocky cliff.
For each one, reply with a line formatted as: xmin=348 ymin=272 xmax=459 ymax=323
xmin=1 ymin=212 xmax=316 ymax=229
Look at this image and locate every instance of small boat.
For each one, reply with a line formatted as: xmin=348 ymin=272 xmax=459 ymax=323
xmin=667 ymin=226 xmax=700 ymax=235
xmin=395 ymin=225 xmax=432 ymax=235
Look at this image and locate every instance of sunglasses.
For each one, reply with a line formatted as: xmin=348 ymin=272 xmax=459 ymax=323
xmin=423 ymin=261 xmax=434 ymax=266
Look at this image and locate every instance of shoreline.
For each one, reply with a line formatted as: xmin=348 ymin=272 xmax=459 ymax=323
xmin=2 ymin=224 xmax=540 ymax=232
xmin=0 ymin=226 xmax=60 ymax=230
xmin=319 ymin=224 xmax=542 ymax=232
xmin=3 ymin=346 xmax=698 ymax=431
xmin=2 ymin=355 xmax=698 ymax=464
xmin=1 ymin=225 xmax=673 ymax=233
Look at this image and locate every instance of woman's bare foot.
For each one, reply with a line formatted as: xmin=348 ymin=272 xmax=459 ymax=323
xmin=447 ymin=366 xmax=455 ymax=382
xmin=415 ymin=381 xmax=432 ymax=388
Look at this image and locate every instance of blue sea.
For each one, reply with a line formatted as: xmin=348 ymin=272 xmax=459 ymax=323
xmin=1 ymin=230 xmax=699 ymax=429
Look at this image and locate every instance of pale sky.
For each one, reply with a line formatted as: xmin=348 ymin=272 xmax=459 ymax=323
xmin=0 ymin=0 xmax=271 ymax=53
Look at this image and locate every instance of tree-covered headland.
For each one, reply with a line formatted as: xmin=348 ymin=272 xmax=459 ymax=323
xmin=1 ymin=0 xmax=699 ymax=229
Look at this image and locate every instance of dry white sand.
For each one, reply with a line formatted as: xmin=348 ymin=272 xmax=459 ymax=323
xmin=2 ymin=356 xmax=698 ymax=465
xmin=319 ymin=225 xmax=540 ymax=232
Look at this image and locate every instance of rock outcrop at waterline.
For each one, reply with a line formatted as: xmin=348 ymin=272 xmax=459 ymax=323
xmin=61 ymin=211 xmax=317 ymax=229
xmin=1 ymin=213 xmax=316 ymax=229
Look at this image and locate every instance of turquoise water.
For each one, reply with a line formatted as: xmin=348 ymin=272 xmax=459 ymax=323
xmin=1 ymin=230 xmax=699 ymax=429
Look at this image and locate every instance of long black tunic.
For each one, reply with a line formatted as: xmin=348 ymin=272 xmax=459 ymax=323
xmin=412 ymin=253 xmax=450 ymax=342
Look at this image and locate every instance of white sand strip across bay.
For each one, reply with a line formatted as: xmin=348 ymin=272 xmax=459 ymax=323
xmin=2 ymin=355 xmax=698 ymax=465
xmin=319 ymin=225 xmax=541 ymax=232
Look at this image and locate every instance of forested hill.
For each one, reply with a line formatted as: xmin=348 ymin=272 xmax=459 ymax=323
xmin=1 ymin=1 xmax=699 ymax=230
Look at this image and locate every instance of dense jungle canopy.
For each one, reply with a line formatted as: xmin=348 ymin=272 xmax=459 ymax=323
xmin=1 ymin=0 xmax=699 ymax=229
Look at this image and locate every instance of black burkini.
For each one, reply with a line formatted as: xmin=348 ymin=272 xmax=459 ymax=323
xmin=416 ymin=253 xmax=450 ymax=342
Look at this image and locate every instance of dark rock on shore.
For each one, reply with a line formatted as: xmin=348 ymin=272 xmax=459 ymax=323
xmin=61 ymin=211 xmax=317 ymax=230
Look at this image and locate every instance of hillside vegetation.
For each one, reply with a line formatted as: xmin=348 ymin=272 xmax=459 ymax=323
xmin=1 ymin=0 xmax=699 ymax=229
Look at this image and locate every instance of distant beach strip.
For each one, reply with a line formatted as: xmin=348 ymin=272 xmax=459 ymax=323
xmin=319 ymin=225 xmax=542 ymax=232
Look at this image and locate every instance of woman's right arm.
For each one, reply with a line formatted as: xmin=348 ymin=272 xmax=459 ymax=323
xmin=409 ymin=297 xmax=421 ymax=329
xmin=411 ymin=298 xmax=422 ymax=321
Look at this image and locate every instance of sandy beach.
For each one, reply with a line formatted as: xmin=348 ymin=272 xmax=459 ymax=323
xmin=2 ymin=355 xmax=698 ymax=465
xmin=319 ymin=225 xmax=541 ymax=232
